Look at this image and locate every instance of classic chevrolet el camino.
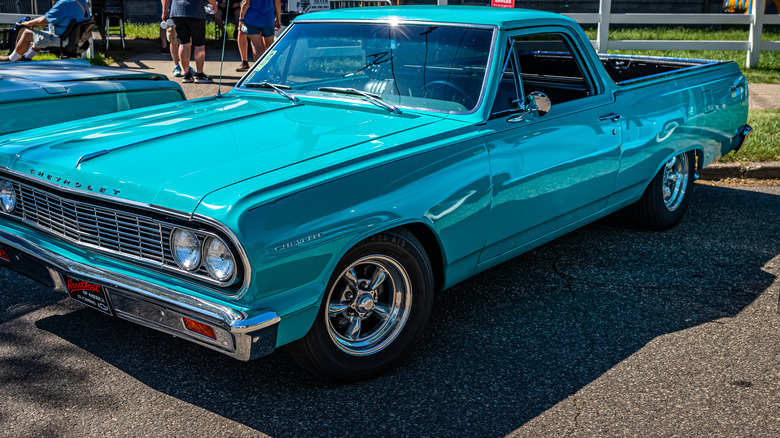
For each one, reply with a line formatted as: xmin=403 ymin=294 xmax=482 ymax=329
xmin=0 ymin=7 xmax=750 ymax=380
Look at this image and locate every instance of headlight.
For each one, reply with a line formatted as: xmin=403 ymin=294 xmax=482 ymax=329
xmin=204 ymin=236 xmax=235 ymax=282
xmin=0 ymin=179 xmax=15 ymax=213
xmin=170 ymin=229 xmax=201 ymax=271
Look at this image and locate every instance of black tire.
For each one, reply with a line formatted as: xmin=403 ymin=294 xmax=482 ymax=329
xmin=289 ymin=229 xmax=434 ymax=382
xmin=631 ymin=150 xmax=695 ymax=230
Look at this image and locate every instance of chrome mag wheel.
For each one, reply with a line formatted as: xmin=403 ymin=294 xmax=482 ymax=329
xmin=325 ymin=255 xmax=412 ymax=356
xmin=662 ymin=153 xmax=690 ymax=212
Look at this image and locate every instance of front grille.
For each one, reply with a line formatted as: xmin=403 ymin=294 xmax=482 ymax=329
xmin=5 ymin=178 xmax=229 ymax=285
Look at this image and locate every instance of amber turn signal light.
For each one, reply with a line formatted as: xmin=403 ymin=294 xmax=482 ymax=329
xmin=182 ymin=317 xmax=216 ymax=340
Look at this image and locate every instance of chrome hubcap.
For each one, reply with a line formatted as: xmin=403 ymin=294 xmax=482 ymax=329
xmin=662 ymin=153 xmax=689 ymax=212
xmin=325 ymin=255 xmax=412 ymax=356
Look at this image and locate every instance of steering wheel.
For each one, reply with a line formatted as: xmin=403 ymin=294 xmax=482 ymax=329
xmin=424 ymin=80 xmax=471 ymax=107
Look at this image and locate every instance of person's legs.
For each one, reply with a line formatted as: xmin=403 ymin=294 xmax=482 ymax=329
xmin=213 ymin=9 xmax=224 ymax=35
xmin=189 ymin=18 xmax=211 ymax=82
xmin=236 ymin=28 xmax=250 ymax=71
xmin=193 ymin=45 xmax=205 ymax=74
xmin=248 ymin=34 xmax=262 ymax=60
xmin=179 ymin=42 xmax=192 ymax=73
xmin=167 ymin=26 xmax=180 ymax=66
xmin=2 ymin=30 xmax=47 ymax=61
xmin=173 ymin=18 xmax=195 ymax=81
xmin=253 ymin=26 xmax=275 ymax=59
xmin=10 ymin=30 xmax=34 ymax=59
xmin=237 ymin=29 xmax=249 ymax=61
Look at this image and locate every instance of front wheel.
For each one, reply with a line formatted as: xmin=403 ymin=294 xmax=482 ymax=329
xmin=630 ymin=150 xmax=695 ymax=230
xmin=289 ymin=229 xmax=433 ymax=381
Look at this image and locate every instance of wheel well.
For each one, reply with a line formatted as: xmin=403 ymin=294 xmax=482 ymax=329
xmin=398 ymin=223 xmax=444 ymax=293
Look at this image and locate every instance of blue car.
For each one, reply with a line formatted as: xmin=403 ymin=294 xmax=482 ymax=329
xmin=0 ymin=59 xmax=185 ymax=136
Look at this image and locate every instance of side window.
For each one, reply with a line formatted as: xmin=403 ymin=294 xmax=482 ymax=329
xmin=491 ymin=32 xmax=593 ymax=117
xmin=512 ymin=33 xmax=592 ymax=105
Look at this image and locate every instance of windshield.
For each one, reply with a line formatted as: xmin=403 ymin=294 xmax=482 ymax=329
xmin=240 ymin=22 xmax=494 ymax=113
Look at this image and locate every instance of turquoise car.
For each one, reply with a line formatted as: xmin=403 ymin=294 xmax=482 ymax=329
xmin=0 ymin=7 xmax=750 ymax=381
xmin=0 ymin=59 xmax=185 ymax=136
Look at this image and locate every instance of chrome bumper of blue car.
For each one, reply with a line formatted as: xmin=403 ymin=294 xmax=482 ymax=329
xmin=0 ymin=227 xmax=279 ymax=362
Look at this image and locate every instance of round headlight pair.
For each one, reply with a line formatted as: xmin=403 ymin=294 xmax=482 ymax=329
xmin=170 ymin=229 xmax=236 ymax=282
xmin=0 ymin=179 xmax=16 ymax=213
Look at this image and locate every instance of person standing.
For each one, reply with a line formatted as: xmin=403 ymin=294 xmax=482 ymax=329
xmin=235 ymin=0 xmax=280 ymax=72
xmin=159 ymin=1 xmax=193 ymax=78
xmin=162 ymin=0 xmax=218 ymax=83
xmin=0 ymin=0 xmax=89 ymax=62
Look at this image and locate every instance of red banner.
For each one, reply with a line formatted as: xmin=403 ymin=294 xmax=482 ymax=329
xmin=492 ymin=0 xmax=514 ymax=8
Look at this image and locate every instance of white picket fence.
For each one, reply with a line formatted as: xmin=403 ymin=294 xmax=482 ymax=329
xmin=434 ymin=0 xmax=779 ymax=69
xmin=564 ymin=0 xmax=780 ymax=69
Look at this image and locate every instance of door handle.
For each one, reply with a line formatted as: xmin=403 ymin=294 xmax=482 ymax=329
xmin=599 ymin=113 xmax=622 ymax=122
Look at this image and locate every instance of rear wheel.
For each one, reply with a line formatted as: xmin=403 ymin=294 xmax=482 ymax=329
xmin=631 ymin=150 xmax=695 ymax=230
xmin=290 ymin=229 xmax=433 ymax=381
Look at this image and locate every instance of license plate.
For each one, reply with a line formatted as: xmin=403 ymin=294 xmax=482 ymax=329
xmin=66 ymin=277 xmax=113 ymax=316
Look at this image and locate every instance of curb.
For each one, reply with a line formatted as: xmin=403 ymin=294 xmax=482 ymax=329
xmin=699 ymin=161 xmax=780 ymax=180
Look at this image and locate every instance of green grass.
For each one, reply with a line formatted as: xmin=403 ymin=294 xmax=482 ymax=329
xmin=583 ymin=26 xmax=780 ymax=83
xmin=123 ymin=21 xmax=237 ymax=41
xmin=721 ymin=109 xmax=780 ymax=162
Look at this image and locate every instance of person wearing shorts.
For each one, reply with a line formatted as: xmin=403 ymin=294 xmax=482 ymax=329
xmin=235 ymin=0 xmax=280 ymax=72
xmin=162 ymin=0 xmax=218 ymax=83
xmin=0 ymin=0 xmax=89 ymax=62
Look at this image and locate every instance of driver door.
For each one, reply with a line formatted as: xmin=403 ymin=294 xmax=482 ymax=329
xmin=478 ymin=29 xmax=623 ymax=264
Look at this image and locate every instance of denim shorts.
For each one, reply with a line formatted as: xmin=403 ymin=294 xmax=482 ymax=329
xmin=32 ymin=29 xmax=61 ymax=49
xmin=241 ymin=22 xmax=274 ymax=37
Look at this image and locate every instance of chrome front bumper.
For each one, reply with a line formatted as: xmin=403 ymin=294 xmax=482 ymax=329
xmin=0 ymin=227 xmax=280 ymax=361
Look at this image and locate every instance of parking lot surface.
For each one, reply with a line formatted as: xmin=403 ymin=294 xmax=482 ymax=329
xmin=1 ymin=181 xmax=779 ymax=437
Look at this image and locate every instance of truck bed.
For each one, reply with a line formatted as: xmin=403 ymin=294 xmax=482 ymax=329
xmin=598 ymin=54 xmax=727 ymax=85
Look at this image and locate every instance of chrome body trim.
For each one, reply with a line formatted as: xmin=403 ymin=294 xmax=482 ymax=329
xmin=0 ymin=166 xmax=252 ymax=298
xmin=0 ymin=225 xmax=279 ymax=361
xmin=236 ymin=20 xmax=499 ymax=117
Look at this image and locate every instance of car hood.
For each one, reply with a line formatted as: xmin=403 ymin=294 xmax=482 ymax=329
xmin=0 ymin=59 xmax=170 ymax=104
xmin=0 ymin=93 xmax=444 ymax=213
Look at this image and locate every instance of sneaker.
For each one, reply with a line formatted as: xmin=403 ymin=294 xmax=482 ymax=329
xmin=188 ymin=66 xmax=196 ymax=75
xmin=194 ymin=72 xmax=213 ymax=83
xmin=182 ymin=72 xmax=194 ymax=83
xmin=235 ymin=62 xmax=249 ymax=72
xmin=172 ymin=65 xmax=182 ymax=77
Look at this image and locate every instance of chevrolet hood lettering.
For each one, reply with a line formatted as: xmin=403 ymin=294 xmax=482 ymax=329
xmin=28 ymin=168 xmax=120 ymax=195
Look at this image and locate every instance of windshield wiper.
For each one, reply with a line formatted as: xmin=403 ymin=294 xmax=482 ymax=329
xmin=245 ymin=82 xmax=299 ymax=103
xmin=318 ymin=87 xmax=401 ymax=115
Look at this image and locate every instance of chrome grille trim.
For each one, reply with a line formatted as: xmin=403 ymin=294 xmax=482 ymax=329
xmin=5 ymin=178 xmax=236 ymax=287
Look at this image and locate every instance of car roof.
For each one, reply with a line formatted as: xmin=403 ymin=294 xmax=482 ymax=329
xmin=297 ymin=5 xmax=573 ymax=28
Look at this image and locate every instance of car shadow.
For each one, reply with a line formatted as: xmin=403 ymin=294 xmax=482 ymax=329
xmin=23 ymin=183 xmax=780 ymax=436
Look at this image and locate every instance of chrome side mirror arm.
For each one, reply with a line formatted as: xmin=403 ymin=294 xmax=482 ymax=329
xmin=507 ymin=91 xmax=551 ymax=123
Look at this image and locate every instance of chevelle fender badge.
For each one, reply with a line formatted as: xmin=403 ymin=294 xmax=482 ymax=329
xmin=274 ymin=233 xmax=323 ymax=252
xmin=29 ymin=169 xmax=120 ymax=195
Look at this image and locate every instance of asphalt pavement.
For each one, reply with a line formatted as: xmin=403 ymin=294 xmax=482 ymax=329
xmin=1 ymin=180 xmax=779 ymax=437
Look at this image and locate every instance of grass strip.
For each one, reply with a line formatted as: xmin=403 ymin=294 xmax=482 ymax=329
xmin=722 ymin=109 xmax=780 ymax=162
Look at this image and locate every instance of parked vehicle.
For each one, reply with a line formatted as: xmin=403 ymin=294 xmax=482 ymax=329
xmin=0 ymin=59 xmax=185 ymax=136
xmin=0 ymin=7 xmax=750 ymax=381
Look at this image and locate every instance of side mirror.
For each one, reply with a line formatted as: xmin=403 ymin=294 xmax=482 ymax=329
xmin=508 ymin=91 xmax=551 ymax=123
